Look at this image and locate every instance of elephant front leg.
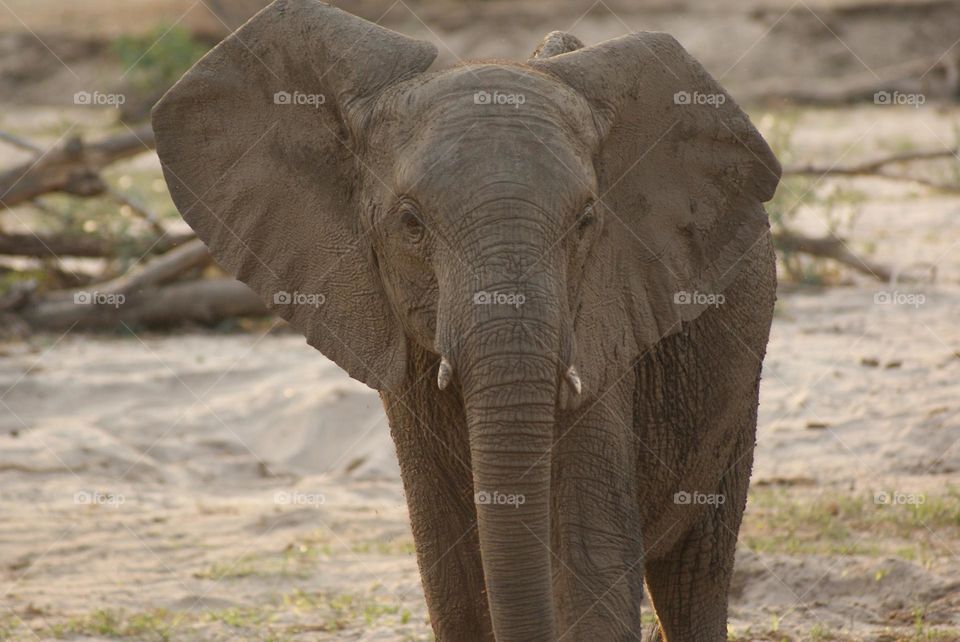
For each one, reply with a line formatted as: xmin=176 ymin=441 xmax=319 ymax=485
xmin=383 ymin=387 xmax=493 ymax=641
xmin=643 ymin=425 xmax=754 ymax=642
xmin=551 ymin=377 xmax=644 ymax=641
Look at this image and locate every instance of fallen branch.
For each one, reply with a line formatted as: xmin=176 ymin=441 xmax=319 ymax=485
xmin=79 ymin=237 xmax=211 ymax=298
xmin=783 ymin=147 xmax=960 ymax=193
xmin=8 ymin=235 xmax=255 ymax=330
xmin=106 ymin=186 xmax=167 ymax=237
xmin=0 ymin=230 xmax=194 ymax=259
xmin=0 ymin=124 xmax=155 ymax=208
xmin=18 ymin=277 xmax=266 ymax=330
xmin=785 ymin=148 xmax=958 ymax=175
xmin=773 ymin=229 xmax=893 ymax=282
xmin=0 ymin=130 xmax=44 ymax=155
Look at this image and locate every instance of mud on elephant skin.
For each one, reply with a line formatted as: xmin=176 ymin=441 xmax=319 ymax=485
xmin=152 ymin=1 xmax=781 ymax=640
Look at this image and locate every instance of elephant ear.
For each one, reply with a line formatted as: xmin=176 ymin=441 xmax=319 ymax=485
xmin=152 ymin=0 xmax=436 ymax=391
xmin=529 ymin=33 xmax=779 ymax=388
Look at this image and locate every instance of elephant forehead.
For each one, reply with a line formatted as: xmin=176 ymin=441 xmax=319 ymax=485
xmin=424 ymin=65 xmax=573 ymax=102
xmin=394 ymin=64 xmax=597 ymax=141
xmin=380 ymin=66 xmax=597 ymax=191
xmin=432 ymin=64 xmax=589 ymax=128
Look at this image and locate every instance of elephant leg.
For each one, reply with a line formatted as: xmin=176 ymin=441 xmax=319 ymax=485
xmin=643 ymin=426 xmax=754 ymax=642
xmin=382 ymin=356 xmax=493 ymax=641
xmin=639 ymin=239 xmax=774 ymax=641
xmin=552 ymin=376 xmax=644 ymax=641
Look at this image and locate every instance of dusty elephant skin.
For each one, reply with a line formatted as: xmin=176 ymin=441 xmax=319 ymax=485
xmin=151 ymin=1 xmax=780 ymax=640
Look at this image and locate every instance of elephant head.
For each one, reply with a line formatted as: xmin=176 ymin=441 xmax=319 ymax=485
xmin=152 ymin=1 xmax=779 ymax=639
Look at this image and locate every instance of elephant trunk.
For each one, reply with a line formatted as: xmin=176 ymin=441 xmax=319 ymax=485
xmin=457 ymin=315 xmax=561 ymax=641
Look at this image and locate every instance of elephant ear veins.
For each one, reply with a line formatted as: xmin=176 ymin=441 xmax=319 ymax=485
xmin=528 ymin=32 xmax=780 ymax=388
xmin=152 ymin=0 xmax=436 ymax=391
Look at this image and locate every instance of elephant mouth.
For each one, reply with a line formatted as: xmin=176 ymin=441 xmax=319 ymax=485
xmin=434 ymin=352 xmax=582 ymax=398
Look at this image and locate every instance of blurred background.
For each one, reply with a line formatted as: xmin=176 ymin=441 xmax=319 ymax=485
xmin=1 ymin=1 xmax=959 ymax=640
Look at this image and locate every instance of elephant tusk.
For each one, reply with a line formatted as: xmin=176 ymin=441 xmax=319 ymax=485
xmin=565 ymin=365 xmax=582 ymax=396
xmin=437 ymin=356 xmax=453 ymax=390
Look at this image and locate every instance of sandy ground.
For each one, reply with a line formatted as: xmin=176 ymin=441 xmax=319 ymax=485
xmin=1 ymin=104 xmax=959 ymax=641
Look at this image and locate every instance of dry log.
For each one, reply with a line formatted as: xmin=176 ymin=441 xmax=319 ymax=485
xmin=19 ymin=278 xmax=266 ymax=330
xmin=783 ymin=148 xmax=960 ymax=193
xmin=77 ymin=237 xmax=211 ymax=298
xmin=0 ymin=124 xmax=155 ymax=208
xmin=773 ymin=229 xmax=893 ymax=282
xmin=0 ymin=131 xmax=43 ymax=155
xmin=11 ymin=234 xmax=263 ymax=330
xmin=0 ymin=230 xmax=194 ymax=258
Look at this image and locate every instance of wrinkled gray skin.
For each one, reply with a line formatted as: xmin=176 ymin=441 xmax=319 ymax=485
xmin=152 ymin=1 xmax=780 ymax=640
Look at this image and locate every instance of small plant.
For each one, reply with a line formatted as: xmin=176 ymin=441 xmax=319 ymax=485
xmin=112 ymin=25 xmax=208 ymax=93
xmin=49 ymin=608 xmax=177 ymax=640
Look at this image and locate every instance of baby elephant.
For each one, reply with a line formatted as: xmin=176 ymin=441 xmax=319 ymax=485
xmin=153 ymin=1 xmax=780 ymax=640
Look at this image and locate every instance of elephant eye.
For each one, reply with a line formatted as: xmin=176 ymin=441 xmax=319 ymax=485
xmin=577 ymin=200 xmax=597 ymax=236
xmin=398 ymin=201 xmax=425 ymax=241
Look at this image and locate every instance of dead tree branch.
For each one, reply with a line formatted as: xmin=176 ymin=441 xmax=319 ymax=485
xmin=0 ymin=130 xmax=44 ymax=155
xmin=783 ymin=148 xmax=960 ymax=193
xmin=773 ymin=229 xmax=894 ymax=282
xmin=81 ymin=237 xmax=211 ymax=297
xmin=18 ymin=278 xmax=266 ymax=330
xmin=0 ymin=124 xmax=155 ymax=208
xmin=0 ymin=230 xmax=194 ymax=259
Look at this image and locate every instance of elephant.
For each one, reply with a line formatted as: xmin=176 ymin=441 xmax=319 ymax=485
xmin=151 ymin=1 xmax=780 ymax=640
